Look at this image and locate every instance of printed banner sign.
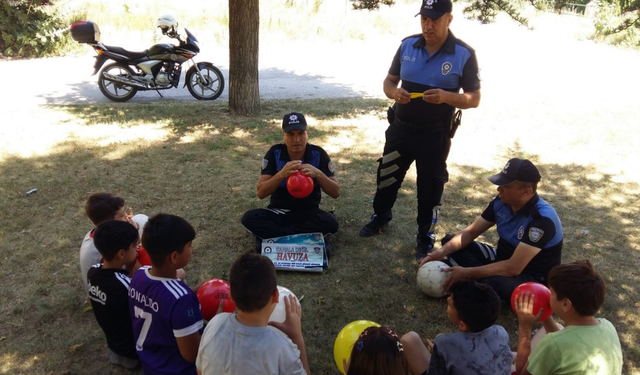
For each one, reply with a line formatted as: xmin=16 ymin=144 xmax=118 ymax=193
xmin=261 ymin=233 xmax=327 ymax=272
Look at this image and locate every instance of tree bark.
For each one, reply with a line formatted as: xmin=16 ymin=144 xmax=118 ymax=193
xmin=229 ymin=0 xmax=260 ymax=115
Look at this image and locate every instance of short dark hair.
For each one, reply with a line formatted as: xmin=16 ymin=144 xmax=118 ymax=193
xmin=93 ymin=220 xmax=139 ymax=261
xmin=517 ymin=180 xmax=538 ymax=194
xmin=229 ymin=252 xmax=277 ymax=312
xmin=141 ymin=214 xmax=195 ymax=266
xmin=347 ymin=326 xmax=408 ymax=375
xmin=85 ymin=192 xmax=125 ymax=225
xmin=548 ymin=260 xmax=605 ymax=316
xmin=450 ymin=280 xmax=501 ymax=332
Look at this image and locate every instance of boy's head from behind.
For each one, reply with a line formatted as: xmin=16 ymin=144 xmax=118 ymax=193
xmin=448 ymin=280 xmax=500 ymax=333
xmin=347 ymin=326 xmax=408 ymax=375
xmin=93 ymin=220 xmax=139 ymax=262
xmin=141 ymin=213 xmax=195 ymax=267
xmin=229 ymin=252 xmax=277 ymax=313
xmin=548 ymin=259 xmax=605 ymax=317
xmin=85 ymin=192 xmax=126 ymax=226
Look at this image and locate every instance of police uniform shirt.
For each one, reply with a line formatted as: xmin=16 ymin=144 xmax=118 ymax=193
xmin=481 ymin=194 xmax=563 ymax=278
xmin=389 ymin=32 xmax=480 ymax=125
xmin=261 ymin=143 xmax=334 ymax=211
xmin=87 ymin=264 xmax=138 ymax=359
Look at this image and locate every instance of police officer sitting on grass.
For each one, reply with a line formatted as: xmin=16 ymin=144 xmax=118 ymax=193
xmin=359 ymin=0 xmax=481 ymax=262
xmin=421 ymin=158 xmax=563 ymax=301
xmin=241 ymin=112 xmax=340 ymax=256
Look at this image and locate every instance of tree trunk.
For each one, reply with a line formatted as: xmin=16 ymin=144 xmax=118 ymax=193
xmin=229 ymin=0 xmax=260 ymax=115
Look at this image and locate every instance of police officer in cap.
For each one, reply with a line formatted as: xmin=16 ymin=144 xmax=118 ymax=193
xmin=360 ymin=0 xmax=481 ymax=261
xmin=421 ymin=158 xmax=564 ymax=301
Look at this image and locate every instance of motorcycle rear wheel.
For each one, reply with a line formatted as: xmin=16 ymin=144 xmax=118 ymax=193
xmin=186 ymin=64 xmax=224 ymax=100
xmin=98 ymin=63 xmax=138 ymax=102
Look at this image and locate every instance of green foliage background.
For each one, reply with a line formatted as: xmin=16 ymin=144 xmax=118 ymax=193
xmin=0 ymin=0 xmax=78 ymax=58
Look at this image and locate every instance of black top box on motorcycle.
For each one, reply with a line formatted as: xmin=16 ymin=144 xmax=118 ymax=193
xmin=70 ymin=21 xmax=101 ymax=44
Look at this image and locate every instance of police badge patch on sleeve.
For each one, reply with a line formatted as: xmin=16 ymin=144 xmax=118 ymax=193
xmin=528 ymin=227 xmax=544 ymax=243
xmin=328 ymin=161 xmax=334 ymax=173
xmin=262 ymin=159 xmax=268 ymax=170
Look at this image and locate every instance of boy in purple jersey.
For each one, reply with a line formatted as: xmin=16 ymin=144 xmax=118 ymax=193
xmin=129 ymin=214 xmax=204 ymax=375
xmin=89 ymin=220 xmax=140 ymax=369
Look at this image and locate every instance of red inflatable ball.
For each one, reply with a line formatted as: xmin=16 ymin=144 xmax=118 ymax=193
xmin=511 ymin=282 xmax=553 ymax=322
xmin=137 ymin=245 xmax=152 ymax=266
xmin=286 ymin=171 xmax=314 ymax=198
xmin=197 ymin=278 xmax=237 ymax=321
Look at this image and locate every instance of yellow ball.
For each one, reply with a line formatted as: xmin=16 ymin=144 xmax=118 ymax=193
xmin=333 ymin=320 xmax=381 ymax=374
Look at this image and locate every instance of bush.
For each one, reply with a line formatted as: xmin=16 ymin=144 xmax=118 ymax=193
xmin=0 ymin=0 xmax=76 ymax=58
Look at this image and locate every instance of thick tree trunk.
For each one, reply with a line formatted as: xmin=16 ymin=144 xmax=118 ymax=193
xmin=229 ymin=0 xmax=260 ymax=115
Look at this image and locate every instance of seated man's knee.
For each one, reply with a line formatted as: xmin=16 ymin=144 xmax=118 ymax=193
xmin=241 ymin=209 xmax=260 ymax=227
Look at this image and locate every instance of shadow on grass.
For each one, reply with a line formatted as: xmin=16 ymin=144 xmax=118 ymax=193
xmin=0 ymin=105 xmax=639 ymax=374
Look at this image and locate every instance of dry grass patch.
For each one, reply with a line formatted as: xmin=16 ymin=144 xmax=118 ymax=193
xmin=1 ymin=99 xmax=639 ymax=374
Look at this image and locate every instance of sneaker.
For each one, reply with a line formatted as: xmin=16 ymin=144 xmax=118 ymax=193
xmin=108 ymin=349 xmax=139 ymax=370
xmin=324 ymin=236 xmax=332 ymax=260
xmin=359 ymin=213 xmax=392 ymax=237
xmin=416 ymin=233 xmax=436 ymax=262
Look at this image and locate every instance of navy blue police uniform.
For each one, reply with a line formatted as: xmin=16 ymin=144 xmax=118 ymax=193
xmin=241 ymin=143 xmax=338 ymax=240
xmin=446 ymin=194 xmax=564 ymax=301
xmin=371 ymin=31 xmax=480 ymax=247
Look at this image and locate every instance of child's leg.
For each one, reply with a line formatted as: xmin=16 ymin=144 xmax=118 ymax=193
xmin=400 ymin=331 xmax=431 ymax=375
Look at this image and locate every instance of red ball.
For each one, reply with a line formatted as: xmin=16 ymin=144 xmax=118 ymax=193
xmin=197 ymin=278 xmax=236 ymax=321
xmin=137 ymin=245 xmax=152 ymax=266
xmin=511 ymin=282 xmax=553 ymax=321
xmin=286 ymin=171 xmax=314 ymax=198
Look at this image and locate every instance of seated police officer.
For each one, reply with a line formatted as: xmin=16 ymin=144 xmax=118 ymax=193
xmin=421 ymin=158 xmax=563 ymax=301
xmin=241 ymin=112 xmax=340 ymax=254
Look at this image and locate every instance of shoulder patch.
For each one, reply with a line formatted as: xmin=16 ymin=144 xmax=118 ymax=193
xmin=261 ymin=158 xmax=268 ymax=171
xmin=328 ymin=161 xmax=334 ymax=173
xmin=528 ymin=227 xmax=544 ymax=243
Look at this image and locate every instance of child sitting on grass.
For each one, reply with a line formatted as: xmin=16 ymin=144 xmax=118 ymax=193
xmin=514 ymin=260 xmax=623 ymax=375
xmin=88 ymin=220 xmax=140 ymax=369
xmin=401 ymin=280 xmax=513 ymax=375
xmin=80 ymin=192 xmax=146 ymax=294
xmin=196 ymin=252 xmax=310 ymax=375
xmin=344 ymin=326 xmax=408 ymax=375
xmin=129 ymin=213 xmax=203 ymax=375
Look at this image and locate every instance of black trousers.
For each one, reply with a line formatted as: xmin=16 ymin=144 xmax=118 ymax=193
xmin=241 ymin=207 xmax=338 ymax=239
xmin=372 ymin=121 xmax=451 ymax=229
xmin=447 ymin=241 xmax=547 ymax=301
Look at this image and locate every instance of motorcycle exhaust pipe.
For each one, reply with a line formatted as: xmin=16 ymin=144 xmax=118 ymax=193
xmin=102 ymin=72 xmax=148 ymax=89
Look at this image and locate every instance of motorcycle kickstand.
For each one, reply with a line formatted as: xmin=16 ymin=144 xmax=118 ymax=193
xmin=155 ymin=89 xmax=164 ymax=98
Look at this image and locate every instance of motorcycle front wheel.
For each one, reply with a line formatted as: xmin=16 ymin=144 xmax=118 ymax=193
xmin=98 ymin=63 xmax=138 ymax=102
xmin=186 ymin=63 xmax=224 ymax=100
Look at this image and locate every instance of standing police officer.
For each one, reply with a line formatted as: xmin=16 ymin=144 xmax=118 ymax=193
xmin=359 ymin=0 xmax=481 ymax=261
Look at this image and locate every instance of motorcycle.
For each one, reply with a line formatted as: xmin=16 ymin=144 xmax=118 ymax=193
xmin=70 ymin=15 xmax=224 ymax=102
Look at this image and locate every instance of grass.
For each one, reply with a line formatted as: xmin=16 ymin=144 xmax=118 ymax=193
xmin=0 ymin=98 xmax=639 ymax=374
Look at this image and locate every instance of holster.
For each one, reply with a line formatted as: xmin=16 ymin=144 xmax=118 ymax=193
xmin=387 ymin=103 xmax=397 ymax=125
xmin=449 ymin=110 xmax=462 ymax=138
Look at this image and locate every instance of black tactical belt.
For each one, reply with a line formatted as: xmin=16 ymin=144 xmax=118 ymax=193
xmin=393 ymin=117 xmax=447 ymax=133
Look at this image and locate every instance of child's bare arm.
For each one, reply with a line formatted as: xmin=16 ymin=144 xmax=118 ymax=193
xmin=269 ymin=295 xmax=311 ymax=375
xmin=176 ymin=332 xmax=201 ymax=363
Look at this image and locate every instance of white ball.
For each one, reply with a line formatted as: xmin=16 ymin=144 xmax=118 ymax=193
xmin=269 ymin=285 xmax=299 ymax=323
xmin=131 ymin=214 xmax=148 ymax=238
xmin=417 ymin=261 xmax=450 ymax=298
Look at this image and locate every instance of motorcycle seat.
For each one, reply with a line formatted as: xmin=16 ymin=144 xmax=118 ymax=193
xmin=104 ymin=45 xmax=149 ymax=60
